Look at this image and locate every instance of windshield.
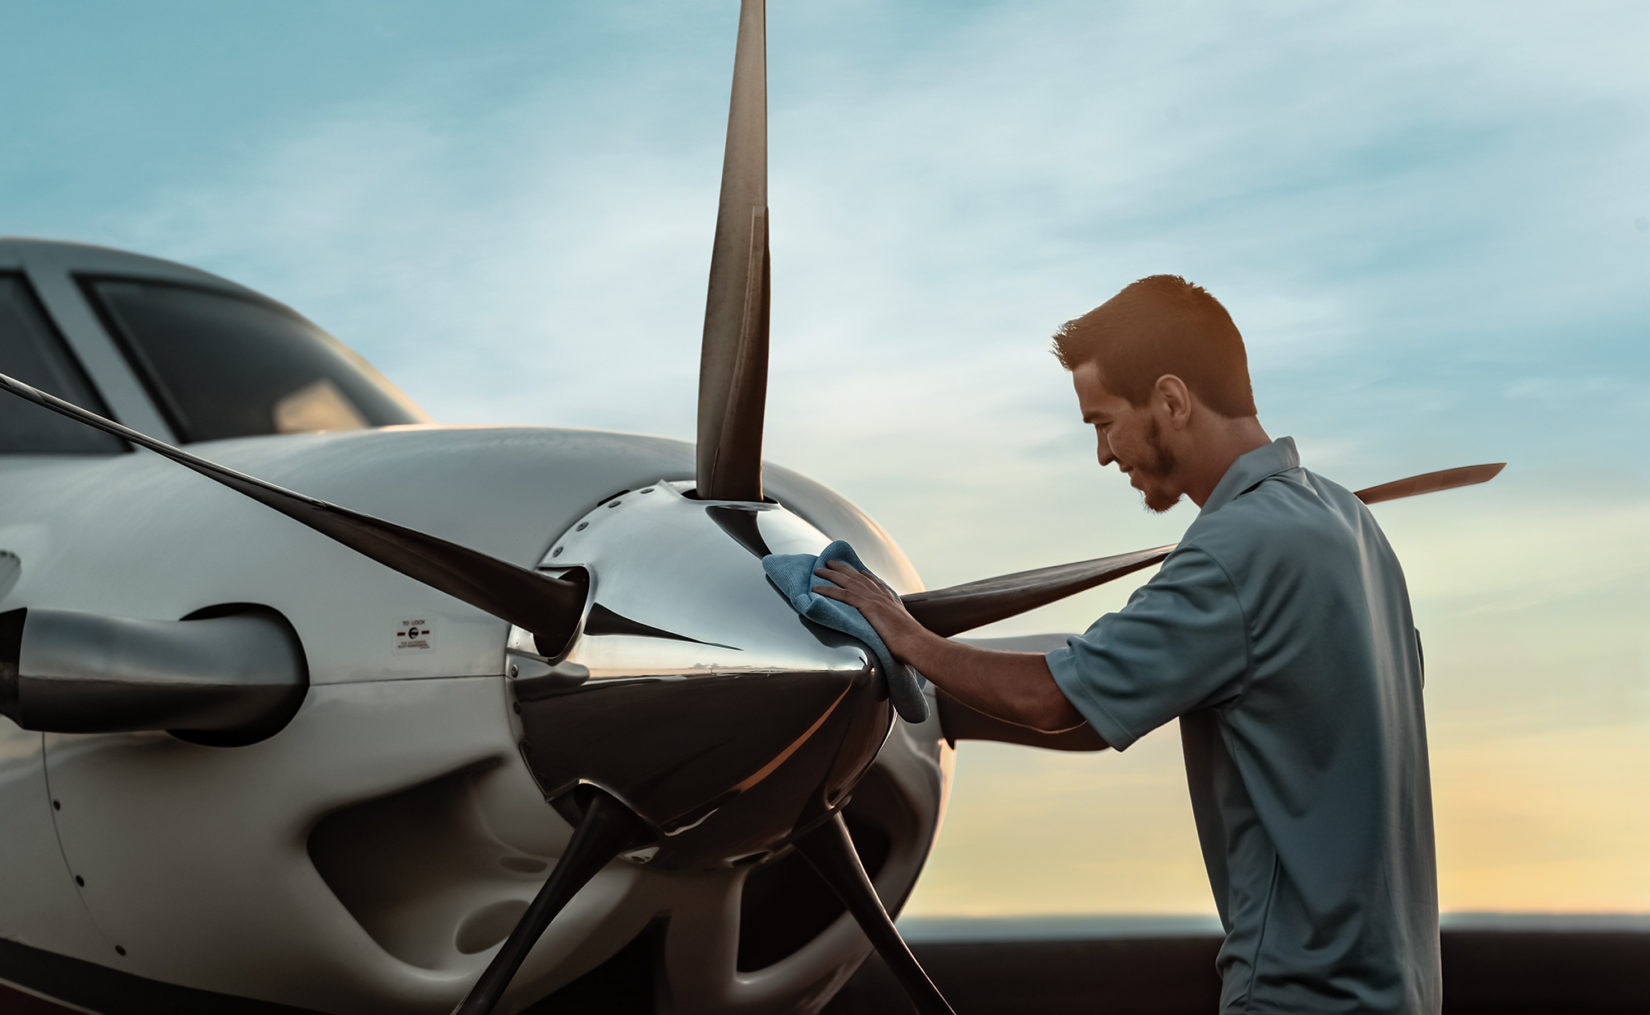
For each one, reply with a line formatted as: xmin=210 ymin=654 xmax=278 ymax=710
xmin=0 ymin=274 xmax=126 ymax=454
xmin=84 ymin=277 xmax=429 ymax=444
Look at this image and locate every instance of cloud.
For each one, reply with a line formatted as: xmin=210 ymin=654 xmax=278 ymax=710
xmin=49 ymin=2 xmax=1645 ymax=483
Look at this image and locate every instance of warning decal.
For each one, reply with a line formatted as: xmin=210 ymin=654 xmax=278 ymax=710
xmin=395 ymin=618 xmax=435 ymax=653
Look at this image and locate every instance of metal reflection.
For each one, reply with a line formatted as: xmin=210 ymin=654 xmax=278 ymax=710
xmin=506 ymin=482 xmax=895 ymax=871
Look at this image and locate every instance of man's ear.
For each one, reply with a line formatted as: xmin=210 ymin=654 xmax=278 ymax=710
xmin=1153 ymin=374 xmax=1193 ymax=429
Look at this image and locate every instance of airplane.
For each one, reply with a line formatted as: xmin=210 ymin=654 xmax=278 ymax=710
xmin=0 ymin=2 xmax=1518 ymax=1013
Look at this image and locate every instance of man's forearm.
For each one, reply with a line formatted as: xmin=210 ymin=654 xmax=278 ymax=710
xmin=893 ymin=626 xmax=1088 ymax=733
xmin=808 ymin=559 xmax=1092 ymax=735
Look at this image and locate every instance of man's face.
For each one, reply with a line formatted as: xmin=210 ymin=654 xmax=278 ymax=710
xmin=1071 ymin=361 xmax=1182 ymax=513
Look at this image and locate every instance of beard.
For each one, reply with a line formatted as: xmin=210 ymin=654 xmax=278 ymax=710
xmin=1134 ymin=418 xmax=1181 ymax=514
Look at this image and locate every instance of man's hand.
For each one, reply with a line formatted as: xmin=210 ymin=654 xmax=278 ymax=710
xmin=813 ymin=560 xmax=1091 ymax=735
xmin=811 ymin=560 xmax=925 ymax=661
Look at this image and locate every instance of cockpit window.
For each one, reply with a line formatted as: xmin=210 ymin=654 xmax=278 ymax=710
xmin=83 ymin=277 xmax=429 ymax=444
xmin=0 ymin=274 xmax=126 ymax=454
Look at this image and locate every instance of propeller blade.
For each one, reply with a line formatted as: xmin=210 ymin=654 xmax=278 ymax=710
xmin=695 ymin=0 xmax=771 ymax=502
xmin=452 ymin=793 xmax=651 ymax=1014
xmin=1354 ymin=462 xmax=1506 ymax=505
xmin=956 ymin=633 xmax=1073 ymax=654
xmin=0 ymin=372 xmax=587 ymax=653
xmin=898 ymin=462 xmax=1505 ymax=639
xmin=795 ymin=812 xmax=956 ymax=1015
xmin=901 ymin=545 xmax=1174 ymax=638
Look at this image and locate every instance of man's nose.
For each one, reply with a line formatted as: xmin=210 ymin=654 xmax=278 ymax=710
xmin=1096 ymin=440 xmax=1115 ymax=466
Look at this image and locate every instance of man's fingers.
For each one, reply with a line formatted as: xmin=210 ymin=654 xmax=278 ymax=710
xmin=813 ymin=567 xmax=862 ymax=589
xmin=811 ymin=562 xmax=892 ymax=610
xmin=815 ymin=563 xmax=876 ymax=585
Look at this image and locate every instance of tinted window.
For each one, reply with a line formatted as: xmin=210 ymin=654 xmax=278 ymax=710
xmin=0 ymin=274 xmax=125 ymax=454
xmin=85 ymin=278 xmax=427 ymax=444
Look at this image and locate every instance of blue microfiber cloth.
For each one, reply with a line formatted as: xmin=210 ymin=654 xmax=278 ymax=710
xmin=762 ymin=540 xmax=928 ymax=724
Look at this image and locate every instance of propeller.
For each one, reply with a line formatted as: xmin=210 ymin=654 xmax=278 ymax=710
xmin=695 ymin=0 xmax=771 ymax=503
xmin=689 ymin=6 xmax=959 ymax=1006
xmin=1353 ymin=462 xmax=1505 ymax=505
xmin=451 ymin=792 xmax=652 ymax=1015
xmin=0 ymin=402 xmax=1504 ymax=1012
xmin=0 ymin=372 xmax=587 ymax=655
xmin=902 ymin=546 xmax=1175 ymax=638
xmin=795 ymin=813 xmax=956 ymax=1015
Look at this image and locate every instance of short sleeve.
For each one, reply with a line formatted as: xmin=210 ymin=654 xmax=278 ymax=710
xmin=1044 ymin=546 xmax=1250 ymax=750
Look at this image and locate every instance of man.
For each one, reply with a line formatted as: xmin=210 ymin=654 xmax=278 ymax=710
xmin=815 ymin=275 xmax=1441 ymax=1014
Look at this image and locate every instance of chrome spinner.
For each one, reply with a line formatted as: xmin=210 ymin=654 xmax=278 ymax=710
xmin=505 ymin=482 xmax=895 ymax=871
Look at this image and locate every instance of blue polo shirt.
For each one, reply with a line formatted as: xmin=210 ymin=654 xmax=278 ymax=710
xmin=1046 ymin=437 xmax=1441 ymax=1014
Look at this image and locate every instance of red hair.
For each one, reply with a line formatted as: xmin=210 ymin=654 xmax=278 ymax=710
xmin=1051 ymin=275 xmax=1256 ymax=418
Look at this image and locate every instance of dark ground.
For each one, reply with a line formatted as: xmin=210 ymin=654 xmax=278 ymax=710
xmin=3 ymin=916 xmax=1644 ymax=1013
xmin=824 ymin=918 xmax=1650 ymax=1015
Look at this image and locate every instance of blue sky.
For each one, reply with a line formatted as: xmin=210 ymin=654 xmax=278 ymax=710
xmin=6 ymin=1 xmax=1647 ymax=914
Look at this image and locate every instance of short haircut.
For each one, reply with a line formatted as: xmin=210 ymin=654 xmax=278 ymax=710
xmin=1051 ymin=275 xmax=1257 ymax=418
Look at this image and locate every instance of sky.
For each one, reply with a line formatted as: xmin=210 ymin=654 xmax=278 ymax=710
xmin=5 ymin=1 xmax=1647 ymax=917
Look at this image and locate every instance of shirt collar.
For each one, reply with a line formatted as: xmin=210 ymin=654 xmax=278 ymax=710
xmin=1200 ymin=436 xmax=1299 ymax=515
